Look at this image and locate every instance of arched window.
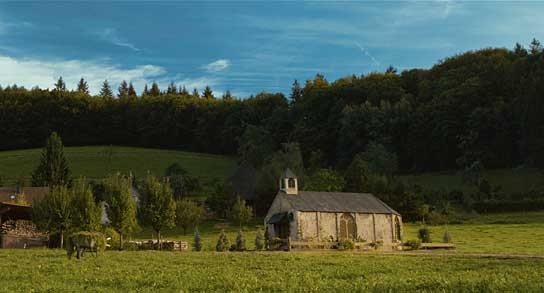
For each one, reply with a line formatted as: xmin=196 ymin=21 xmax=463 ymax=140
xmin=339 ymin=213 xmax=356 ymax=239
xmin=288 ymin=178 xmax=295 ymax=188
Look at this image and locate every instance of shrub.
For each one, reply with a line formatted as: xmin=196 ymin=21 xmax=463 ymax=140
xmin=269 ymin=237 xmax=284 ymax=251
xmin=103 ymin=227 xmax=120 ymax=250
xmin=443 ymin=230 xmax=452 ymax=243
xmin=405 ymin=239 xmax=421 ymax=250
xmin=337 ymin=238 xmax=355 ymax=250
xmin=369 ymin=240 xmax=384 ymax=250
xmin=194 ymin=227 xmax=202 ymax=251
xmin=123 ymin=242 xmax=139 ymax=251
xmin=216 ymin=229 xmax=229 ymax=252
xmin=235 ymin=229 xmax=246 ymax=251
xmin=255 ymin=228 xmax=264 ymax=250
xmin=418 ymin=227 xmax=432 ymax=243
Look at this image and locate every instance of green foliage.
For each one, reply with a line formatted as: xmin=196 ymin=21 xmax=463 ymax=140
xmin=369 ymin=240 xmax=384 ymax=250
xmin=102 ymin=227 xmax=120 ymax=250
xmin=304 ymin=169 xmax=345 ymax=192
xmin=175 ymin=198 xmax=204 ymax=235
xmin=360 ymin=142 xmax=398 ymax=177
xmin=193 ymin=227 xmax=202 ymax=251
xmin=104 ymin=173 xmax=137 ymax=249
xmin=404 ymin=239 xmax=421 ymax=250
xmin=205 ymin=183 xmax=233 ymax=219
xmin=417 ymin=227 xmax=432 ymax=243
xmin=71 ymin=178 xmax=102 ymax=232
xmin=32 ymin=185 xmax=73 ymax=248
xmin=254 ymin=228 xmax=264 ymax=250
xmin=165 ymin=163 xmax=202 ymax=200
xmin=99 ymin=80 xmax=113 ymax=99
xmin=138 ymin=175 xmax=176 ymax=243
xmin=215 ymin=229 xmax=229 ymax=252
xmin=235 ymin=229 xmax=246 ymax=251
xmin=443 ymin=230 xmax=452 ymax=243
xmin=337 ymin=238 xmax=355 ymax=250
xmin=237 ymin=125 xmax=274 ymax=168
xmin=2 ymin=249 xmax=544 ymax=291
xmin=31 ymin=132 xmax=70 ymax=187
xmin=229 ymin=197 xmax=253 ymax=228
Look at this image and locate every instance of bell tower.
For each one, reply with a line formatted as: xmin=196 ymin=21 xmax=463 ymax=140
xmin=279 ymin=168 xmax=298 ymax=195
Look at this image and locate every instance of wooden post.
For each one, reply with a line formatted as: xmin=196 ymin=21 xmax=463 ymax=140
xmin=316 ymin=212 xmax=320 ymax=242
xmin=288 ymin=236 xmax=291 ymax=251
xmin=372 ymin=213 xmax=377 ymax=242
xmin=335 ymin=213 xmax=339 ymax=241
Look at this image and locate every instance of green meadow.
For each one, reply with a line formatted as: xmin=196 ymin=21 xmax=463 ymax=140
xmin=0 ymin=249 xmax=542 ymax=292
xmin=0 ymin=146 xmax=237 ymax=190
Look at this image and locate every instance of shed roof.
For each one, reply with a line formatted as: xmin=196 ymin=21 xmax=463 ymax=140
xmin=0 ymin=187 xmax=49 ymax=206
xmin=278 ymin=191 xmax=399 ymax=215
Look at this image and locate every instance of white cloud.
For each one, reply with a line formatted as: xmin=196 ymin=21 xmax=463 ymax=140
xmin=203 ymin=59 xmax=230 ymax=72
xmin=99 ymin=28 xmax=140 ymax=52
xmin=0 ymin=54 xmax=219 ymax=95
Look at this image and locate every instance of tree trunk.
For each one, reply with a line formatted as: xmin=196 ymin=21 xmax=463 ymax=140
xmin=158 ymin=231 xmax=161 ymax=250
xmin=119 ymin=234 xmax=123 ymax=250
xmin=60 ymin=230 xmax=64 ymax=249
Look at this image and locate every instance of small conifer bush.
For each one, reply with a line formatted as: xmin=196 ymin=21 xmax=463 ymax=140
xmin=216 ymin=229 xmax=230 ymax=252
xmin=235 ymin=229 xmax=246 ymax=251
xmin=255 ymin=228 xmax=264 ymax=250
xmin=194 ymin=227 xmax=202 ymax=251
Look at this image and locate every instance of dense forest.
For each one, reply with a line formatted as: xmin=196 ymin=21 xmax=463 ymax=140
xmin=1 ymin=41 xmax=543 ymax=174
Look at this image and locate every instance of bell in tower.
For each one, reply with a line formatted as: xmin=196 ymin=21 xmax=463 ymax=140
xmin=279 ymin=168 xmax=298 ymax=195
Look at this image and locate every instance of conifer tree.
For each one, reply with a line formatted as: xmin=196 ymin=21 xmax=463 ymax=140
xmin=235 ymin=229 xmax=246 ymax=251
xmin=104 ymin=173 xmax=137 ymax=250
xmin=127 ymin=82 xmax=137 ymax=97
xmin=216 ymin=229 xmax=229 ymax=252
xmin=54 ymin=76 xmax=66 ymax=92
xmin=193 ymin=226 xmax=202 ymax=251
xmin=150 ymin=82 xmax=161 ymax=96
xmin=99 ymin=80 xmax=113 ymax=99
xmin=31 ymin=132 xmax=70 ymax=187
xmin=71 ymin=178 xmax=102 ymax=232
xmin=142 ymin=84 xmax=149 ymax=96
xmin=222 ymin=90 xmax=233 ymax=100
xmin=290 ymin=79 xmax=302 ymax=104
xmin=180 ymin=85 xmax=189 ymax=95
xmin=77 ymin=78 xmax=89 ymax=95
xmin=192 ymin=88 xmax=199 ymax=98
xmin=202 ymin=86 xmax=213 ymax=99
xmin=255 ymin=228 xmax=264 ymax=250
xmin=167 ymin=81 xmax=177 ymax=95
xmin=118 ymin=80 xmax=129 ymax=98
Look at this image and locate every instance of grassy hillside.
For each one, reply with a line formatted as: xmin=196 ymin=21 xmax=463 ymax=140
xmin=0 ymin=146 xmax=237 ymax=189
xmin=399 ymin=168 xmax=544 ymax=194
xmin=2 ymin=250 xmax=543 ymax=291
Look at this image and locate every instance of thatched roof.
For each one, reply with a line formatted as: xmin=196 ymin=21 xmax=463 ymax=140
xmin=276 ymin=191 xmax=399 ymax=215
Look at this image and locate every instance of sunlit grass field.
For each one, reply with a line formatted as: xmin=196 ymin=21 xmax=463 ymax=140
xmin=0 ymin=249 xmax=542 ymax=292
xmin=0 ymin=146 xmax=237 ymax=190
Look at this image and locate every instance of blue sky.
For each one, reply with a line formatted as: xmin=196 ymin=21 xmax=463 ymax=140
xmin=0 ymin=1 xmax=543 ymax=97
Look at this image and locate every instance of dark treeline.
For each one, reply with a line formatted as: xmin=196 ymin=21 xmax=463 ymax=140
xmin=1 ymin=40 xmax=544 ymax=172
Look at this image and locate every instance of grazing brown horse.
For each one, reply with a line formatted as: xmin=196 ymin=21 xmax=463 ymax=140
xmin=66 ymin=232 xmax=105 ymax=259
